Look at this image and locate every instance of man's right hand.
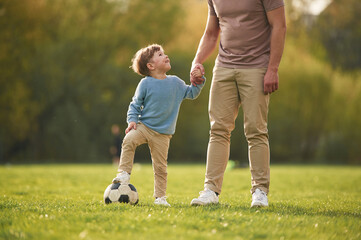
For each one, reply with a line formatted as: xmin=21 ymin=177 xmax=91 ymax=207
xmin=190 ymin=63 xmax=205 ymax=86
xmin=125 ymin=122 xmax=137 ymax=134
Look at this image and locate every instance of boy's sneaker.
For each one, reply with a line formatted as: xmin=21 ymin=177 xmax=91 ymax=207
xmin=251 ymin=188 xmax=268 ymax=207
xmin=154 ymin=196 xmax=171 ymax=207
xmin=112 ymin=171 xmax=130 ymax=184
xmin=190 ymin=188 xmax=219 ymax=206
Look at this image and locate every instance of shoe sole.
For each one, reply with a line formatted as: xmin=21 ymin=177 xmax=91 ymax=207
xmin=112 ymin=181 xmax=130 ymax=185
xmin=190 ymin=200 xmax=219 ymax=206
xmin=251 ymin=201 xmax=268 ymax=208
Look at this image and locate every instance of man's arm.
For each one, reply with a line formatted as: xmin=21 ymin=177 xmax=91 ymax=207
xmin=190 ymin=14 xmax=220 ymax=86
xmin=264 ymin=6 xmax=287 ymax=94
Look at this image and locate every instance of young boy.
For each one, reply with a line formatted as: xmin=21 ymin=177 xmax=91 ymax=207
xmin=112 ymin=44 xmax=205 ymax=207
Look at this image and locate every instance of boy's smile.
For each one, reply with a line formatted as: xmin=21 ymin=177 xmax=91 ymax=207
xmin=149 ymin=50 xmax=171 ymax=73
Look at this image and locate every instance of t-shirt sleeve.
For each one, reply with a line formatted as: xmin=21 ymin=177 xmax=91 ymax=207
xmin=262 ymin=0 xmax=285 ymax=12
xmin=208 ymin=0 xmax=217 ymax=16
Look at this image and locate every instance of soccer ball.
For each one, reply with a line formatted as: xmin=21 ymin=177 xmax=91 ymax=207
xmin=104 ymin=183 xmax=139 ymax=205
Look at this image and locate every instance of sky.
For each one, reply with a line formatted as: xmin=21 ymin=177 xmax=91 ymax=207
xmin=293 ymin=0 xmax=332 ymax=15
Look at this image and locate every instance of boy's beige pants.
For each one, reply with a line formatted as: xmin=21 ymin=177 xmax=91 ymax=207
xmin=118 ymin=123 xmax=172 ymax=198
xmin=204 ymin=66 xmax=270 ymax=195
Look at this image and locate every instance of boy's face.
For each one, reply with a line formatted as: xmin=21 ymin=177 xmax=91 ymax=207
xmin=148 ymin=50 xmax=171 ymax=73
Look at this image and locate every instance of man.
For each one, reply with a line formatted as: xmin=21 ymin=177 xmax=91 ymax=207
xmin=190 ymin=0 xmax=286 ymax=207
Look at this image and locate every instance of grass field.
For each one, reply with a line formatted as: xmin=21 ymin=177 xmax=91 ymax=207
xmin=0 ymin=163 xmax=360 ymax=240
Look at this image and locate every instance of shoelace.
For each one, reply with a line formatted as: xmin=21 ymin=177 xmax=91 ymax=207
xmin=254 ymin=191 xmax=266 ymax=201
xmin=156 ymin=196 xmax=168 ymax=203
xmin=199 ymin=190 xmax=213 ymax=199
xmin=118 ymin=171 xmax=128 ymax=178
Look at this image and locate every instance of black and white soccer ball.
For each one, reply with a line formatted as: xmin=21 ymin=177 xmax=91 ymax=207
xmin=103 ymin=183 xmax=139 ymax=205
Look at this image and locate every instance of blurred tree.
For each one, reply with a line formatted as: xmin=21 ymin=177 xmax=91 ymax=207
xmin=1 ymin=0 xmax=360 ymax=164
xmin=270 ymin=39 xmax=333 ymax=162
xmin=315 ymin=0 xmax=361 ymax=70
xmin=318 ymin=72 xmax=361 ymax=163
xmin=0 ymin=0 xmax=43 ymax=160
xmin=0 ymin=0 xmax=182 ymax=162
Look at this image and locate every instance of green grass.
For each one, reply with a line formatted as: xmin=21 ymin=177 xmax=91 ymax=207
xmin=0 ymin=164 xmax=360 ymax=240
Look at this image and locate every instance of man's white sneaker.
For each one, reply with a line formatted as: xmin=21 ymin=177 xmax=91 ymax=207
xmin=112 ymin=171 xmax=130 ymax=184
xmin=251 ymin=188 xmax=268 ymax=207
xmin=154 ymin=196 xmax=171 ymax=207
xmin=190 ymin=189 xmax=219 ymax=206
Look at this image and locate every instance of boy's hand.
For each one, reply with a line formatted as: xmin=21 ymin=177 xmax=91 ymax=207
xmin=190 ymin=63 xmax=205 ymax=86
xmin=125 ymin=122 xmax=137 ymax=134
xmin=191 ymin=68 xmax=202 ymax=78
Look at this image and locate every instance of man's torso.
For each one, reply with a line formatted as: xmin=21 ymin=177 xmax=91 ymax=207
xmin=208 ymin=0 xmax=284 ymax=68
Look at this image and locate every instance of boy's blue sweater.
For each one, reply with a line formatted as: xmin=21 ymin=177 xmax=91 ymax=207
xmin=127 ymin=75 xmax=205 ymax=135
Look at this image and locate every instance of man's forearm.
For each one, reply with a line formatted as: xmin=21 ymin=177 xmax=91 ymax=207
xmin=190 ymin=14 xmax=220 ymax=86
xmin=193 ymin=32 xmax=219 ymax=65
xmin=268 ymin=23 xmax=286 ymax=72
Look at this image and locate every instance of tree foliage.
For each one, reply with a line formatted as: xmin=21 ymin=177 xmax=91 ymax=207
xmin=0 ymin=0 xmax=182 ymax=162
xmin=0 ymin=0 xmax=360 ymax=164
xmin=315 ymin=0 xmax=361 ymax=70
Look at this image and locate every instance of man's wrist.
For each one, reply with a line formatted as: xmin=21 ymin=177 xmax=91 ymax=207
xmin=192 ymin=60 xmax=202 ymax=66
xmin=267 ymin=65 xmax=279 ymax=72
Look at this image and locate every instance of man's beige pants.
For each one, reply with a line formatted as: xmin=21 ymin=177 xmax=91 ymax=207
xmin=204 ymin=66 xmax=270 ymax=194
xmin=117 ymin=123 xmax=172 ymax=198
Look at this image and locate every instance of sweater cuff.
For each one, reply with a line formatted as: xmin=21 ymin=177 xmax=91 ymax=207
xmin=127 ymin=117 xmax=138 ymax=124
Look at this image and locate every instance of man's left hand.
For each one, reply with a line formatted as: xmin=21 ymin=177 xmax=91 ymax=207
xmin=263 ymin=69 xmax=279 ymax=94
xmin=190 ymin=63 xmax=205 ymax=86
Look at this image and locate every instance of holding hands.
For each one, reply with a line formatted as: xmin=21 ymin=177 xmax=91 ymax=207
xmin=190 ymin=63 xmax=205 ymax=86
xmin=191 ymin=67 xmax=202 ymax=78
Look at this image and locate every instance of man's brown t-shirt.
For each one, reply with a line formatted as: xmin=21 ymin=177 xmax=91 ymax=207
xmin=208 ymin=0 xmax=284 ymax=68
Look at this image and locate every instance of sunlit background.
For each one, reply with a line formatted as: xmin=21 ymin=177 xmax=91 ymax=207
xmin=0 ymin=0 xmax=360 ymax=164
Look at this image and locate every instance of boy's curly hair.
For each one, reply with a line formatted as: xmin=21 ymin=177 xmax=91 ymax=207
xmin=131 ymin=44 xmax=163 ymax=76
